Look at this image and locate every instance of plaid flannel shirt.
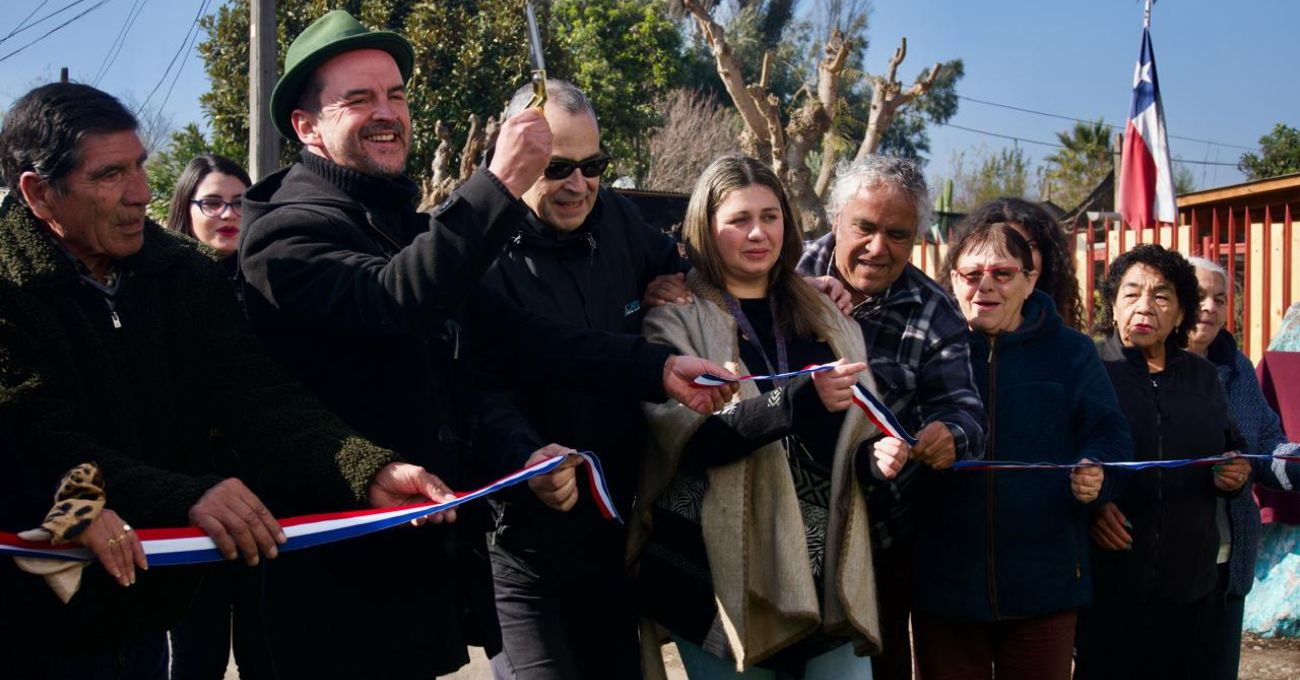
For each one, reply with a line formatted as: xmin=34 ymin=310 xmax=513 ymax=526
xmin=799 ymin=233 xmax=986 ymax=550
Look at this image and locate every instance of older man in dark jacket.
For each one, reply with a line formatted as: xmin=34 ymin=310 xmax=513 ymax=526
xmin=471 ymin=80 xmax=684 ymax=680
xmin=0 ymin=83 xmax=450 ymax=679
xmin=238 ymin=11 xmax=729 ymax=678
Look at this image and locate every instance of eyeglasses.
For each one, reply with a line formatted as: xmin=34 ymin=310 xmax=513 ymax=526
xmin=191 ymin=197 xmax=243 ymax=217
xmin=543 ymin=153 xmax=611 ymax=180
xmin=955 ymin=266 xmax=1028 ymax=285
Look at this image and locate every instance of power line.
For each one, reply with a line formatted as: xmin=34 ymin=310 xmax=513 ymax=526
xmin=0 ymin=0 xmax=111 ymax=64
xmin=0 ymin=0 xmax=90 ymax=47
xmin=136 ymin=0 xmax=207 ymax=116
xmin=146 ymin=0 xmax=211 ymax=133
xmin=93 ymin=0 xmax=147 ymax=86
xmin=906 ymin=112 xmax=1241 ymax=167
xmin=0 ymin=0 xmax=53 ymax=46
xmin=957 ymin=94 xmax=1256 ymax=151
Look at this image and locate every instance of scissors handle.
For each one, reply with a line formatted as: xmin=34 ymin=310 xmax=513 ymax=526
xmin=526 ymin=69 xmax=548 ymax=112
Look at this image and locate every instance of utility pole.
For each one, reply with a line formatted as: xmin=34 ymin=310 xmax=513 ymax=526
xmin=249 ymin=0 xmax=279 ymax=181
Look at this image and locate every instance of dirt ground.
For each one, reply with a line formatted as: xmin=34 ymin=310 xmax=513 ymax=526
xmin=1239 ymin=633 xmax=1300 ymax=680
xmin=225 ymin=636 xmax=1300 ymax=679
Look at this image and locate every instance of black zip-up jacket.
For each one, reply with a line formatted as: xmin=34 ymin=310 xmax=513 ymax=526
xmin=1093 ymin=333 xmax=1246 ymax=604
xmin=474 ymin=188 xmax=681 ymax=522
xmin=237 ymin=152 xmax=672 ymax=676
xmin=913 ymin=291 xmax=1132 ymax=622
xmin=240 ymin=153 xmax=671 ymax=475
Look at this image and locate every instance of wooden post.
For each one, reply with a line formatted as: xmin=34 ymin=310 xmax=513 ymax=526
xmin=59 ymin=67 xmax=69 ymax=83
xmin=249 ymin=0 xmax=280 ymax=181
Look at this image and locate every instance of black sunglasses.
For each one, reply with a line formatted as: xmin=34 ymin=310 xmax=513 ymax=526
xmin=543 ymin=153 xmax=611 ymax=181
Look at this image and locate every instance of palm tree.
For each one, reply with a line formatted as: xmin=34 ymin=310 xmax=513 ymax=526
xmin=1043 ymin=119 xmax=1113 ymax=211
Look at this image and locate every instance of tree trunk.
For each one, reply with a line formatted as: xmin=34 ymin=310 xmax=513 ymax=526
xmin=854 ymin=38 xmax=942 ymax=163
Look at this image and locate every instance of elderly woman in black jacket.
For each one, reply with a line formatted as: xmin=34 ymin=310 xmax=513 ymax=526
xmin=1075 ymin=245 xmax=1249 ymax=680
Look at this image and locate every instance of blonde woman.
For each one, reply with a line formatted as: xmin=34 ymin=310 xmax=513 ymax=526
xmin=632 ymin=155 xmax=908 ymax=679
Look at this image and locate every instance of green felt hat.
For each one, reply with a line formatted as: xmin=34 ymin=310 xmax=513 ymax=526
xmin=270 ymin=10 xmax=414 ymax=141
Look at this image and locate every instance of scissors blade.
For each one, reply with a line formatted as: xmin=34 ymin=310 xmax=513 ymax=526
xmin=525 ymin=2 xmax=547 ymax=74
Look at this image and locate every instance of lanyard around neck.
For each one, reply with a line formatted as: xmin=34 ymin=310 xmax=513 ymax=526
xmin=721 ymin=293 xmax=790 ymax=388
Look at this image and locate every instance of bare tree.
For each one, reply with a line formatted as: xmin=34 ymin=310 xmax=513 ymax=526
xmin=418 ymin=113 xmax=500 ymax=212
xmin=679 ymin=0 xmax=944 ymax=235
xmin=645 ymin=88 xmax=741 ymax=193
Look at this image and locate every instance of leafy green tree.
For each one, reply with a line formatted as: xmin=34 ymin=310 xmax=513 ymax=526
xmin=1042 ymin=119 xmax=1112 ymax=211
xmin=1173 ymin=163 xmax=1197 ymax=195
xmin=949 ymin=145 xmax=1032 ymax=211
xmin=1238 ymin=123 xmax=1300 ymax=180
xmin=198 ymin=0 xmax=540 ymax=176
xmin=551 ymin=0 xmax=684 ymax=182
xmin=196 ymin=0 xmax=686 ymax=185
xmin=145 ymin=123 xmax=220 ymax=223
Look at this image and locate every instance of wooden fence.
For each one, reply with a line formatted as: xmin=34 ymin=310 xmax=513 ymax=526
xmin=911 ymin=206 xmax=1299 ymax=363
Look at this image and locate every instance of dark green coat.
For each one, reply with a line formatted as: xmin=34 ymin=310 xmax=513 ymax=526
xmin=0 ymin=195 xmax=393 ymax=657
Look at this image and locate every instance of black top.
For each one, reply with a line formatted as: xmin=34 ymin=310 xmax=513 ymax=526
xmin=1093 ymin=334 xmax=1246 ymax=604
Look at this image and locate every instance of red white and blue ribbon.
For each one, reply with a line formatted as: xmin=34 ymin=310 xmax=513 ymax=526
xmin=953 ymin=453 xmax=1300 ymax=472
xmin=850 ymin=384 xmax=918 ymax=446
xmin=692 ymin=362 xmax=835 ymax=387
xmin=696 ymin=366 xmax=1299 ymax=473
xmin=1 ymin=451 xmax=619 ymax=567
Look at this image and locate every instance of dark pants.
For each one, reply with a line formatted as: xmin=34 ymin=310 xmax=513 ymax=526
xmin=1075 ymin=588 xmax=1216 ymax=680
xmin=913 ymin=609 xmax=1077 ymax=680
xmin=1210 ymin=563 xmax=1245 ymax=680
xmin=261 ymin=527 xmax=472 ymax=679
xmin=169 ymin=561 xmax=273 ymax=680
xmin=872 ymin=540 xmax=915 ymax=680
xmin=487 ymin=521 xmax=640 ymax=680
xmin=43 ymin=632 xmax=169 ymax=680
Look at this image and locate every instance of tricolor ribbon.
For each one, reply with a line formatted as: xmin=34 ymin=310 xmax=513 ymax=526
xmin=952 ymin=453 xmax=1300 ymax=472
xmin=702 ymin=367 xmax=1300 ymax=473
xmin=692 ymin=362 xmax=835 ymax=387
xmin=1 ymin=451 xmax=619 ymax=567
xmin=850 ymin=384 xmax=918 ymax=446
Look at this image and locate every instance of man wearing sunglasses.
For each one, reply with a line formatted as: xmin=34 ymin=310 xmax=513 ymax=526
xmin=470 ymin=79 xmax=687 ymax=679
xmin=236 ymin=12 xmax=734 ymax=679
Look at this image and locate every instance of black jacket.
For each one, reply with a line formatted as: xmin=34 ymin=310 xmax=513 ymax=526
xmin=240 ymin=153 xmax=671 ymax=472
xmin=1093 ymin=334 xmax=1246 ymax=604
xmin=238 ymin=152 xmax=672 ymax=676
xmin=0 ymin=196 xmax=391 ymax=661
xmin=913 ymin=291 xmax=1132 ymax=621
xmin=475 ymin=189 xmax=681 ymax=530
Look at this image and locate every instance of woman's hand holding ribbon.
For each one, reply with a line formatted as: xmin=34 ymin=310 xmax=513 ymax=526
xmin=1213 ymin=452 xmax=1251 ymax=492
xmin=1070 ymin=459 xmax=1104 ymax=503
xmin=873 ymin=437 xmax=910 ymax=480
xmin=811 ymin=360 xmax=868 ymax=412
xmin=76 ymin=509 xmax=146 ymax=588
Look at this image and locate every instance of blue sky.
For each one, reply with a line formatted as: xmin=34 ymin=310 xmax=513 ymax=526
xmin=0 ymin=0 xmax=1294 ymax=192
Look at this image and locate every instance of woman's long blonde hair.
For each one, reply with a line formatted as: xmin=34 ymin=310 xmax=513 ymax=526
xmin=682 ymin=154 xmax=831 ymax=340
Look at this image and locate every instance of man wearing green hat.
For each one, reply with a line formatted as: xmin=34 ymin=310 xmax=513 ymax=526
xmin=238 ymin=10 xmax=734 ymax=678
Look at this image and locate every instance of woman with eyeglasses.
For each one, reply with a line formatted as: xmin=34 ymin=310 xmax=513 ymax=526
xmin=164 ymin=155 xmax=270 ymax=678
xmin=165 ymin=154 xmax=251 ymax=281
xmin=939 ymin=197 xmax=1085 ymax=331
xmin=909 ymin=221 xmax=1132 ymax=680
xmin=631 ymin=155 xmax=910 ymax=678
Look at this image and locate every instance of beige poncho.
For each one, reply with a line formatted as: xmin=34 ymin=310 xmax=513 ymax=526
xmin=631 ymin=271 xmax=884 ymax=672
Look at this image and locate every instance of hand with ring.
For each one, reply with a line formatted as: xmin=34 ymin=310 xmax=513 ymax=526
xmin=74 ymin=510 xmax=148 ymax=587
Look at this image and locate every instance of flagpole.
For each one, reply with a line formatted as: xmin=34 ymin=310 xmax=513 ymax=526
xmin=1144 ymin=0 xmax=1152 ymax=28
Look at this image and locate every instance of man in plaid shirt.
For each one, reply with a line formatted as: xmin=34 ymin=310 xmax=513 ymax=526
xmin=798 ymin=155 xmax=985 ymax=680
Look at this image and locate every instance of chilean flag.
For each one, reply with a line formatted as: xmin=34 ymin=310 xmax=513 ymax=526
xmin=1118 ymin=16 xmax=1176 ymax=229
